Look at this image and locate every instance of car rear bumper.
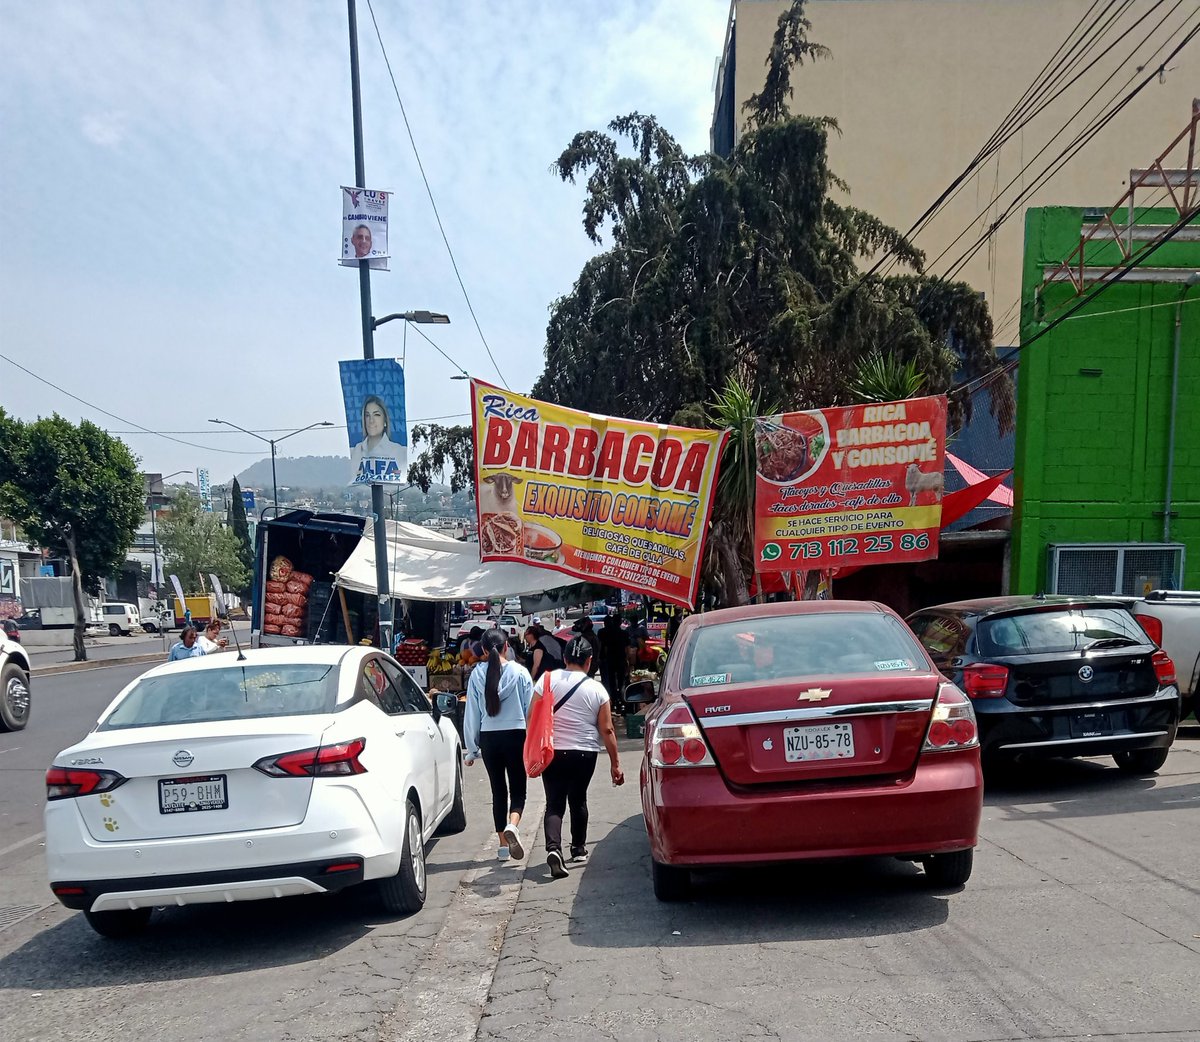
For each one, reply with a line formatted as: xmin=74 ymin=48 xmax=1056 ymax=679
xmin=642 ymin=753 xmax=982 ymax=867
xmin=977 ymin=688 xmax=1179 ymax=759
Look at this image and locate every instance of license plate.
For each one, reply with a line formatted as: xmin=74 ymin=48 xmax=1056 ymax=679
xmin=158 ymin=775 xmax=228 ymax=814
xmin=1070 ymin=712 xmax=1110 ymax=738
xmin=783 ymin=722 xmax=855 ymax=761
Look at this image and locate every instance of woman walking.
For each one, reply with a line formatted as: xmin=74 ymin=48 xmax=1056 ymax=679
xmin=535 ymin=636 xmax=624 ymax=879
xmin=463 ymin=628 xmax=534 ymax=861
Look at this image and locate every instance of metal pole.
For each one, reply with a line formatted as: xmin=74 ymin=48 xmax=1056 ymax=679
xmin=348 ymin=0 xmax=393 ymax=652
xmin=270 ymin=439 xmax=280 ymax=516
xmin=1163 ymin=276 xmax=1199 ymax=541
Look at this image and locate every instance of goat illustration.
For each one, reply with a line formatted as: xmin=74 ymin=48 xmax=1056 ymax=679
xmin=904 ymin=463 xmax=944 ymax=506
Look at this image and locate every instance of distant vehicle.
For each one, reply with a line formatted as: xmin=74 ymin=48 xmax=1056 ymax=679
xmin=503 ymin=597 xmax=521 ymax=614
xmin=907 ymin=596 xmax=1180 ymax=773
xmin=141 ymin=605 xmax=174 ymax=634
xmin=2 ymin=618 xmax=20 ymax=642
xmin=100 ymin=602 xmax=141 ymax=637
xmin=172 ymin=595 xmax=217 ymax=630
xmin=1117 ymin=590 xmax=1200 ymax=721
xmin=641 ymin=601 xmax=983 ymax=902
xmin=0 ymin=630 xmax=32 ymax=731
xmin=455 ymin=616 xmax=493 ymax=640
xmin=44 ymin=645 xmax=465 ymax=938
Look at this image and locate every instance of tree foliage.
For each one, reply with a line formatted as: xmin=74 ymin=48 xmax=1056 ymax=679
xmin=0 ymin=410 xmax=144 ymax=660
xmin=228 ymin=477 xmax=254 ymax=596
xmin=158 ymin=491 xmax=250 ymax=596
xmin=408 ymin=423 xmax=474 ymax=494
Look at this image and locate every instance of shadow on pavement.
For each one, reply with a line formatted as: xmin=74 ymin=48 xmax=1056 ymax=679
xmin=566 ymin=814 xmax=953 ymax=948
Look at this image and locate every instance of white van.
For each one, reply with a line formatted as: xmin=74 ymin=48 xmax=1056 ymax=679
xmin=101 ymin=602 xmax=141 ymax=636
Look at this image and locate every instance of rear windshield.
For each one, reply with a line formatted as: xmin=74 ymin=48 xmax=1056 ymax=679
xmin=682 ymin=613 xmax=927 ymax=686
xmin=977 ymin=607 xmax=1147 ymax=657
xmin=100 ymin=664 xmax=339 ymax=730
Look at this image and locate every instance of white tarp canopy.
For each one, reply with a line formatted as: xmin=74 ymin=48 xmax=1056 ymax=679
xmin=333 ymin=519 xmax=584 ymax=601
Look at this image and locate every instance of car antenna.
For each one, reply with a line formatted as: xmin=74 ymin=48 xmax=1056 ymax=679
xmin=208 ymin=573 xmax=246 ymax=661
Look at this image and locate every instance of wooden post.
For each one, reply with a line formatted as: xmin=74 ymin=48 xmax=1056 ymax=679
xmin=337 ymin=585 xmax=355 ymax=644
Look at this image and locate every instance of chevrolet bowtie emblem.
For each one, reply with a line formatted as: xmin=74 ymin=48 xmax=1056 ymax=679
xmin=798 ymin=688 xmax=832 ymax=702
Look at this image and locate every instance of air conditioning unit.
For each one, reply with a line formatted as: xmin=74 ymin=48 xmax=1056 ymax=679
xmin=1046 ymin=543 xmax=1185 ymax=597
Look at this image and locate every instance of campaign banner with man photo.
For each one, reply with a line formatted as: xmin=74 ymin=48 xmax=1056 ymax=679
xmin=470 ymin=379 xmax=728 ymax=608
xmin=340 ymin=359 xmax=407 ymax=486
xmin=754 ymin=395 xmax=948 ymax=571
xmin=339 ymin=186 xmax=389 ymax=270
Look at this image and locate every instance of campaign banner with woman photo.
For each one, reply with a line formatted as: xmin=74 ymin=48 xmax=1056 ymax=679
xmin=340 ymin=359 xmax=407 ymax=486
xmin=470 ymin=379 xmax=728 ymax=608
xmin=754 ymin=395 xmax=948 ymax=571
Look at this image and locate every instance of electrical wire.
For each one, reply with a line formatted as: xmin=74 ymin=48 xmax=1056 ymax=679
xmin=105 ymin=414 xmax=471 ymax=436
xmin=362 ymin=0 xmax=509 ymax=389
xmin=404 ymin=322 xmax=472 ymax=379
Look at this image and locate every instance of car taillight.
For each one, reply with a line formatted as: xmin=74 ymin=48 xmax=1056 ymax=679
xmin=46 ymin=766 xmax=127 ymax=800
xmin=962 ymin=663 xmax=1009 ymax=699
xmin=1151 ymin=650 xmax=1177 ymax=687
xmin=253 ymin=738 xmax=367 ymax=778
xmin=1135 ymin=614 xmax=1163 ymax=647
xmin=650 ymin=703 xmax=714 ymax=768
xmin=923 ymin=684 xmax=979 ymax=753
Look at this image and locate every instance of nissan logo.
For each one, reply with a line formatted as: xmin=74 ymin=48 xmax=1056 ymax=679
xmin=1078 ymin=665 xmax=1094 ymax=683
xmin=172 ymin=749 xmax=195 ymax=768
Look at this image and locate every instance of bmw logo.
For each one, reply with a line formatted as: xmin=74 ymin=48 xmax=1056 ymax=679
xmin=1078 ymin=665 xmax=1094 ymax=683
xmin=172 ymin=749 xmax=195 ymax=768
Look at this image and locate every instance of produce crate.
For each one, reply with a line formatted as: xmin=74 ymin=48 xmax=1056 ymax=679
xmin=624 ymin=713 xmax=646 ymax=740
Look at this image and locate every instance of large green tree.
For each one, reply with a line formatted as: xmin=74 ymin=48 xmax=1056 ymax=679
xmin=0 ymin=411 xmax=144 ymax=660
xmin=228 ymin=477 xmax=254 ymax=597
xmin=158 ymin=491 xmax=250 ymax=598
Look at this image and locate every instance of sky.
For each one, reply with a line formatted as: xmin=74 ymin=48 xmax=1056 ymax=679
xmin=0 ymin=0 xmax=731 ymax=486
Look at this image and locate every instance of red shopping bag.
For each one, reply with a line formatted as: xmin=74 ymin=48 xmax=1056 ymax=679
xmin=523 ymin=674 xmax=555 ymax=777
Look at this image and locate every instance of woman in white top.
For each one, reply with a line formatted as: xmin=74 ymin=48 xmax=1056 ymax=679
xmin=533 ymin=635 xmax=624 ymax=878
xmin=196 ymin=619 xmax=227 ymax=654
xmin=349 ymin=395 xmax=405 ymax=481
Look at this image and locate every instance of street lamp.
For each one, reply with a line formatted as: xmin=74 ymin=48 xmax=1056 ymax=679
xmin=371 ymin=310 xmax=450 ymax=329
xmin=208 ymin=419 xmax=335 ymax=516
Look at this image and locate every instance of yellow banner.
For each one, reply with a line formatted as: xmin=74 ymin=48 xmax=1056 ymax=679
xmin=470 ymin=380 xmax=728 ymax=608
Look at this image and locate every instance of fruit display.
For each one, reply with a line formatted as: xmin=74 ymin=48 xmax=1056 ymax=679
xmin=426 ymin=647 xmax=457 ymax=675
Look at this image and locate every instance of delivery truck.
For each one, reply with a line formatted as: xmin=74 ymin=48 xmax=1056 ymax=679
xmin=173 ymin=594 xmax=218 ymax=629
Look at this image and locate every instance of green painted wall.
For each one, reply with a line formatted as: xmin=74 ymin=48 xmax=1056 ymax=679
xmin=1012 ymin=206 xmax=1200 ymax=593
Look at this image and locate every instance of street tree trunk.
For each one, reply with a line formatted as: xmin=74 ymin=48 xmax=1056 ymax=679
xmin=64 ymin=529 xmax=88 ymax=662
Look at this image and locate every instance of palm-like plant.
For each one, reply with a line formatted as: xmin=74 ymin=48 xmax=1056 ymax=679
xmin=851 ymin=351 xmax=927 ymax=403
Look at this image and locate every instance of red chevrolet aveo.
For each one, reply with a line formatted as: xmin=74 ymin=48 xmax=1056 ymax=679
xmin=640 ymin=601 xmax=983 ymax=901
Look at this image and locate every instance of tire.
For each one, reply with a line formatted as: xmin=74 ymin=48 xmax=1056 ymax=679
xmin=1114 ymin=747 xmax=1170 ymax=774
xmin=436 ymin=758 xmax=467 ymax=835
xmin=922 ymin=849 xmax=973 ymax=887
xmin=376 ymin=798 xmax=427 ymax=915
xmin=143 ymin=623 xmax=157 ymax=634
xmin=0 ymin=661 xmax=31 ymax=732
xmin=108 ymin=623 xmax=120 ymax=636
xmin=651 ymin=858 xmax=692 ymax=902
xmin=84 ymin=907 xmax=152 ymax=938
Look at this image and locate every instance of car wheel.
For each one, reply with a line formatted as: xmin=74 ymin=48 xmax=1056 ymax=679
xmin=143 ymin=623 xmax=157 ymax=634
xmin=0 ymin=662 xmax=31 ymax=732
xmin=1113 ymin=747 xmax=1170 ymax=774
xmin=84 ymin=907 xmax=152 ymax=938
xmin=922 ymin=849 xmax=973 ymax=887
xmin=108 ymin=624 xmax=120 ymax=637
xmin=436 ymin=758 xmax=467 ymax=835
xmin=376 ymin=798 xmax=426 ymax=914
xmin=651 ymin=858 xmax=691 ymax=902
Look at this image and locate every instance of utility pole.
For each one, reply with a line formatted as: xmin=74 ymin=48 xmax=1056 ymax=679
xmin=347 ymin=0 xmax=393 ymax=653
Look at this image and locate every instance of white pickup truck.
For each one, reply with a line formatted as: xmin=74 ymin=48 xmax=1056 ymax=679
xmin=1122 ymin=591 xmax=1200 ymax=721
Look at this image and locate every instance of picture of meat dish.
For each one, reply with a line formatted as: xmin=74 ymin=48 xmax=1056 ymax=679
xmin=756 ymin=422 xmax=809 ymax=483
xmin=480 ymin=512 xmax=522 ymax=554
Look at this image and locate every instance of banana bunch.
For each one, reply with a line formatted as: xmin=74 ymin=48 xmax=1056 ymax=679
xmin=426 ymin=648 xmax=457 ymax=674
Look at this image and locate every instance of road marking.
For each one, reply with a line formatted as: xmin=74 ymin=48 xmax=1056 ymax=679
xmin=0 ymin=831 xmax=45 ymax=859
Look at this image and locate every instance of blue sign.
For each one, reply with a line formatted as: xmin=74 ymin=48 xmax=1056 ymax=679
xmin=241 ymin=490 xmax=256 ymax=510
xmin=339 ymin=358 xmax=407 ymax=486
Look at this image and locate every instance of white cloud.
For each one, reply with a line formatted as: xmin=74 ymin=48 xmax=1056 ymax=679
xmin=80 ymin=110 xmax=128 ymax=148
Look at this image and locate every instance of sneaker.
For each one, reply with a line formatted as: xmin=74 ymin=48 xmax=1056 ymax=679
xmin=568 ymin=847 xmax=589 ymax=865
xmin=497 ymin=846 xmax=511 ymax=861
xmin=547 ymin=850 xmax=569 ymax=879
xmin=503 ymin=824 xmax=525 ymax=861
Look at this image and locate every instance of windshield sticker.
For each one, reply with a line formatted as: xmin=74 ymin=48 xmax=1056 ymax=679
xmin=691 ymin=672 xmax=732 ymax=687
xmin=874 ymin=659 xmax=912 ymax=671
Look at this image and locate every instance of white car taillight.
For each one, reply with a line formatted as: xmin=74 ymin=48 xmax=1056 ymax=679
xmin=923 ymin=684 xmax=979 ymax=753
xmin=650 ymin=703 xmax=715 ymax=768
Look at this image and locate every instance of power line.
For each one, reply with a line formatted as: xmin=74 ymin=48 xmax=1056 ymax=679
xmin=105 ymin=413 xmax=471 ymax=436
xmin=404 ymin=323 xmax=472 ymax=378
xmin=362 ymin=0 xmax=509 ymax=389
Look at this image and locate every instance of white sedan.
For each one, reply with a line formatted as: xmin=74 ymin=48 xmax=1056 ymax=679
xmin=45 ymin=645 xmax=465 ymax=938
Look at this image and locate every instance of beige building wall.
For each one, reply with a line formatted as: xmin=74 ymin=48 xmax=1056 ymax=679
xmin=714 ymin=0 xmax=1199 ymax=343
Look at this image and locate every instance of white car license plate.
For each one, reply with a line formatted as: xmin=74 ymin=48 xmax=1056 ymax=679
xmin=783 ymin=723 xmax=854 ymax=762
xmin=158 ymin=775 xmax=228 ymax=814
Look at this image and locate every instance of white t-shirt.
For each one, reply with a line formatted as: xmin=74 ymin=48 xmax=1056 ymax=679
xmin=544 ymin=668 xmax=610 ymax=753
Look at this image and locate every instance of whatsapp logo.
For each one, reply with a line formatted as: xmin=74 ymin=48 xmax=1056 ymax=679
xmin=761 ymin=542 xmax=782 ymax=562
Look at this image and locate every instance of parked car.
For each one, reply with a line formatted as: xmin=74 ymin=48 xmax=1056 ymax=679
xmin=2 ymin=618 xmax=20 ymax=642
xmin=141 ymin=606 xmax=174 ymax=634
xmin=44 ymin=645 xmax=465 ymax=938
xmin=0 ymin=630 xmax=32 ymax=731
xmin=640 ymin=601 xmax=983 ymax=902
xmin=906 ymin=596 xmax=1180 ymax=774
xmin=1118 ymin=590 xmax=1200 ymax=721
xmin=100 ymin=601 xmax=141 ymax=636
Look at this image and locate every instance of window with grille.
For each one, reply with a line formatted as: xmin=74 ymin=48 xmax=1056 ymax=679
xmin=1047 ymin=544 xmax=1185 ymax=596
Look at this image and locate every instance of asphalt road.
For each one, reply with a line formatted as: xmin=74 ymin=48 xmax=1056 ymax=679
xmin=2 ymin=662 xmax=1198 ymax=1041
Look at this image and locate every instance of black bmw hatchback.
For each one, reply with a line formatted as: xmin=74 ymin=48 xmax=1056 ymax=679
xmin=907 ymin=596 xmax=1180 ymax=774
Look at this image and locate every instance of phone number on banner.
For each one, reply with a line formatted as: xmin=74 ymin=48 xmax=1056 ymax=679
xmin=761 ymin=531 xmax=932 ymax=565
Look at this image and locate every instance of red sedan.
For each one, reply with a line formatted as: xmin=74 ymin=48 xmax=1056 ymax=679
xmin=640 ymin=600 xmax=983 ymax=901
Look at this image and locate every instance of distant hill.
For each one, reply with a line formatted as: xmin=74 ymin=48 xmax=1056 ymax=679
xmin=236 ymin=455 xmax=352 ymax=491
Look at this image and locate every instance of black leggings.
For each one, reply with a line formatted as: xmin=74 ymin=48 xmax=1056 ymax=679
xmin=541 ymin=749 xmax=598 ymax=855
xmin=479 ymin=729 xmax=527 ymax=833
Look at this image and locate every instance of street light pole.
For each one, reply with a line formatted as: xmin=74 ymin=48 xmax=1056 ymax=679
xmin=148 ymin=469 xmax=188 ymax=648
xmin=208 ymin=420 xmax=335 ymax=516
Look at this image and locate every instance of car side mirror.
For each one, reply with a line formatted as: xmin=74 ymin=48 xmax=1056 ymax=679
xmin=434 ymin=692 xmax=458 ymax=717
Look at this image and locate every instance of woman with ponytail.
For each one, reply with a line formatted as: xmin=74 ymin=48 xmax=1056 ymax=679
xmin=463 ymin=627 xmax=534 ymax=861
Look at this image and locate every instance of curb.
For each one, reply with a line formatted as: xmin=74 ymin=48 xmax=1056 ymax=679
xmin=35 ymin=653 xmax=165 ymax=677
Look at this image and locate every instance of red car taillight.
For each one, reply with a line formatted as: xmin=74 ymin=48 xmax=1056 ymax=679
xmin=650 ymin=703 xmax=714 ymax=768
xmin=253 ymin=738 xmax=367 ymax=778
xmin=1135 ymin=614 xmax=1163 ymax=647
xmin=923 ymin=684 xmax=979 ymax=753
xmin=46 ymin=766 xmax=127 ymax=800
xmin=1151 ymin=650 xmax=1177 ymax=687
xmin=962 ymin=663 xmax=1009 ymax=699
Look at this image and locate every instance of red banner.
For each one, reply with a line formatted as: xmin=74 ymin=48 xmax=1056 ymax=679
xmin=754 ymin=396 xmax=948 ymax=571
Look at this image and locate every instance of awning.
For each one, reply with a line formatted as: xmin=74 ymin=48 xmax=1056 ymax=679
xmin=946 ymin=451 xmax=1013 ymax=507
xmin=333 ymin=520 xmax=584 ymax=602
